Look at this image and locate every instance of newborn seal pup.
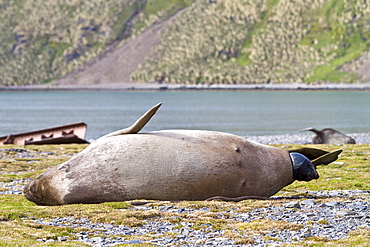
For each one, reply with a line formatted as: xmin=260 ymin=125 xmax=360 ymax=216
xmin=24 ymin=103 xmax=342 ymax=205
xmin=302 ymin=127 xmax=356 ymax=144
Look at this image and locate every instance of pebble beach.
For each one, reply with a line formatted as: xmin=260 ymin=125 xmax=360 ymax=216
xmin=246 ymin=132 xmax=370 ymax=145
xmin=2 ymin=179 xmax=370 ymax=246
xmin=1 ymin=133 xmax=370 ymax=246
xmin=31 ymin=192 xmax=370 ymax=246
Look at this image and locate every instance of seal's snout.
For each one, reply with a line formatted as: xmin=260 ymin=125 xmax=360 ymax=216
xmin=23 ymin=171 xmax=63 ymax=206
xmin=290 ymin=152 xmax=319 ymax=181
xmin=306 ymin=167 xmax=319 ymax=181
xmin=23 ymin=180 xmax=39 ymax=204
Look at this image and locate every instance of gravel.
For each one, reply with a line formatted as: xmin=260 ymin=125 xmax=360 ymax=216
xmin=0 ymin=179 xmax=31 ymax=195
xmin=246 ymin=132 xmax=370 ymax=145
xmin=29 ymin=192 xmax=370 ymax=246
xmin=2 ymin=180 xmax=370 ymax=246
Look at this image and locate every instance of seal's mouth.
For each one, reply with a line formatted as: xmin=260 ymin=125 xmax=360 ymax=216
xmin=304 ymin=168 xmax=319 ymax=181
xmin=295 ymin=167 xmax=319 ymax=181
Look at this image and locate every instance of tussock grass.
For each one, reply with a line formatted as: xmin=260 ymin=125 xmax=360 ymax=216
xmin=1 ymin=0 xmax=368 ymax=86
xmin=0 ymin=0 xmax=194 ymax=86
xmin=132 ymin=0 xmax=370 ymax=84
xmin=236 ymin=218 xmax=304 ymax=233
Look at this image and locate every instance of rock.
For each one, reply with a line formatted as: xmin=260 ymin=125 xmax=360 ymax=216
xmin=323 ymin=225 xmax=334 ymax=228
xmin=126 ymin=240 xmax=142 ymax=244
xmin=283 ymin=201 xmax=301 ymax=208
xmin=301 ymin=200 xmax=316 ymax=206
xmin=337 ymin=211 xmax=357 ymax=217
xmin=57 ymin=236 xmax=67 ymax=241
xmin=328 ymin=191 xmax=343 ymax=197
xmin=300 ymin=228 xmax=312 ymax=238
xmin=326 ymin=201 xmax=341 ymax=207
xmin=333 ymin=162 xmax=345 ymax=165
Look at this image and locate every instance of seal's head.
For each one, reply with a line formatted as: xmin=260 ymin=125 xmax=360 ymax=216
xmin=290 ymin=152 xmax=319 ymax=181
xmin=23 ymin=169 xmax=64 ymax=206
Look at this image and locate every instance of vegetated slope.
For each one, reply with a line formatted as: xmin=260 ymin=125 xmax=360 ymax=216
xmin=0 ymin=0 xmax=194 ymax=86
xmin=0 ymin=0 xmax=369 ymax=87
xmin=51 ymin=8 xmax=184 ymax=87
xmin=132 ymin=0 xmax=370 ymax=84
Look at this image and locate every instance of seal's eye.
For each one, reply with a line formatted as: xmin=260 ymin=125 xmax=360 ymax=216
xmin=290 ymin=152 xmax=319 ymax=181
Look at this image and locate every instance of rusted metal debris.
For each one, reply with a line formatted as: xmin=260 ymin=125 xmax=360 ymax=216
xmin=0 ymin=122 xmax=89 ymax=145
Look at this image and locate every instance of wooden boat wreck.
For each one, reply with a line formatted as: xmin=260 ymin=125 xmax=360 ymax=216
xmin=0 ymin=122 xmax=89 ymax=145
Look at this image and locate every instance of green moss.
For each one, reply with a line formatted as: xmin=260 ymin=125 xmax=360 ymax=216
xmin=0 ymin=219 xmax=89 ymax=246
xmin=102 ymin=202 xmax=132 ymax=210
xmin=41 ymin=77 xmax=57 ymax=84
xmin=144 ymin=0 xmax=195 ymax=19
xmin=49 ymin=42 xmax=70 ymax=57
xmin=306 ymin=65 xmax=354 ymax=83
xmin=110 ymin=2 xmax=144 ymax=42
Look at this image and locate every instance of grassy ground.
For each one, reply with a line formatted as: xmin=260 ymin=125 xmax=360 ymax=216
xmin=0 ymin=143 xmax=369 ymax=246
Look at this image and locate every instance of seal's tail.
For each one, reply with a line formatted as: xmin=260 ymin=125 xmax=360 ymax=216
xmin=103 ymin=103 xmax=162 ymax=138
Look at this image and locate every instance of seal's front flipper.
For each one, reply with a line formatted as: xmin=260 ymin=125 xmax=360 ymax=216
xmin=288 ymin=147 xmax=328 ymax=160
xmin=103 ymin=103 xmax=162 ymax=138
xmin=312 ymin=149 xmax=342 ymax=167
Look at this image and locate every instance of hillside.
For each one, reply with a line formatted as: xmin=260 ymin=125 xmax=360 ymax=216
xmin=0 ymin=0 xmax=369 ymax=87
xmin=132 ymin=0 xmax=370 ymax=85
xmin=0 ymin=0 xmax=194 ymax=86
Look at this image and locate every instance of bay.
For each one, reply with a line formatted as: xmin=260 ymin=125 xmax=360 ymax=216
xmin=0 ymin=90 xmax=369 ymax=141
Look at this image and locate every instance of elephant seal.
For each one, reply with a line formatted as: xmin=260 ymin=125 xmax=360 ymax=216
xmin=24 ymin=103 xmax=342 ymax=206
xmin=303 ymin=128 xmax=356 ymax=144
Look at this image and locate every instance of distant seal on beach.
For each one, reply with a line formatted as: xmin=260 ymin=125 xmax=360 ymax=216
xmin=24 ymin=103 xmax=342 ymax=206
xmin=303 ymin=128 xmax=356 ymax=144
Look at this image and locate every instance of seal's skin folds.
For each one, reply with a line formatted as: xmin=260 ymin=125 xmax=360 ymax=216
xmin=24 ymin=130 xmax=295 ymax=206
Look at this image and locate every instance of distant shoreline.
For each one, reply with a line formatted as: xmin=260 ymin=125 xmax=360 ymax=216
xmin=1 ymin=82 xmax=370 ymax=91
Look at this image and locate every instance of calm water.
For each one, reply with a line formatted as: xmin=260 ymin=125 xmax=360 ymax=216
xmin=0 ymin=90 xmax=369 ymax=141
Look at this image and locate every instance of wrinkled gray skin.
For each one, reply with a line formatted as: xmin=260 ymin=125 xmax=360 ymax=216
xmin=24 ymin=103 xmax=320 ymax=206
xmin=303 ymin=128 xmax=356 ymax=144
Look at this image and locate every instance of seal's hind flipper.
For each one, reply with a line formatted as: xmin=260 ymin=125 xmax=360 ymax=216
xmin=288 ymin=147 xmax=328 ymax=160
xmin=312 ymin=149 xmax=342 ymax=167
xmin=288 ymin=147 xmax=342 ymax=167
xmin=104 ymin=103 xmax=162 ymax=138
xmin=300 ymin=127 xmax=320 ymax=134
